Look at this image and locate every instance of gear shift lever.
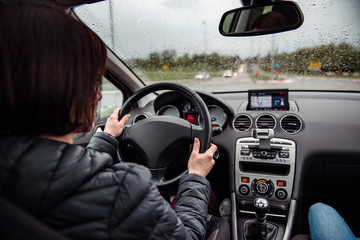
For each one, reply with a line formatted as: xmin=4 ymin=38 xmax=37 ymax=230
xmin=253 ymin=198 xmax=270 ymax=226
xmin=244 ymin=197 xmax=278 ymax=240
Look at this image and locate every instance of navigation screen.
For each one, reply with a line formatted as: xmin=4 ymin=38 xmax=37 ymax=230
xmin=247 ymin=89 xmax=289 ymax=110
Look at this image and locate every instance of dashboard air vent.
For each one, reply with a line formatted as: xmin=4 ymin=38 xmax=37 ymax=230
xmin=233 ymin=114 xmax=252 ymax=132
xmin=256 ymin=114 xmax=276 ymax=129
xmin=133 ymin=114 xmax=148 ymax=124
xmin=280 ymin=114 xmax=302 ymax=134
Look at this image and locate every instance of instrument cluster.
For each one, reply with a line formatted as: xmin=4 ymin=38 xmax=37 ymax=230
xmin=156 ymin=101 xmax=227 ymax=128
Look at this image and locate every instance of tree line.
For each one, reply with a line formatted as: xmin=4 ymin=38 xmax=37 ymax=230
xmin=258 ymin=42 xmax=360 ymax=73
xmin=130 ymin=50 xmax=241 ymax=72
xmin=129 ymin=42 xmax=360 ymax=74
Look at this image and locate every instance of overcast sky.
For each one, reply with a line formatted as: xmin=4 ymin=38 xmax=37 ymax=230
xmin=75 ymin=0 xmax=360 ymax=60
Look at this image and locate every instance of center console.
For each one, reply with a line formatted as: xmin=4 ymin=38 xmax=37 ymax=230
xmin=235 ymin=136 xmax=295 ymax=207
xmin=229 ymin=89 xmax=297 ymax=240
xmin=234 ymin=128 xmax=296 ymax=240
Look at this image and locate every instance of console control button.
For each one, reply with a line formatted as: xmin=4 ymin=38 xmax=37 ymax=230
xmin=239 ymin=185 xmax=250 ymax=195
xmin=275 ymin=189 xmax=288 ymax=200
xmin=241 ymin=177 xmax=250 ymax=183
xmin=276 ymin=180 xmax=287 ymax=187
xmin=252 ymin=149 xmax=276 ymax=159
xmin=279 ymin=152 xmax=289 ymax=158
xmin=241 ymin=149 xmax=250 ymax=156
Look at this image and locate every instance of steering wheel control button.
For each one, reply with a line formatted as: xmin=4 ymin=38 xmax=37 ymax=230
xmin=239 ymin=185 xmax=250 ymax=195
xmin=213 ymin=149 xmax=220 ymax=160
xmin=275 ymin=189 xmax=288 ymax=200
xmin=252 ymin=179 xmax=274 ymax=197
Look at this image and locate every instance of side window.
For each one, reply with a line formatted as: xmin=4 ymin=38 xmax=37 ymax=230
xmin=74 ymin=76 xmax=124 ymax=145
xmin=97 ymin=76 xmax=124 ymax=119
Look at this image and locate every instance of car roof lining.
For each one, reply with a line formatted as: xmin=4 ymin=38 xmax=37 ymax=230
xmin=54 ymin=0 xmax=103 ymax=6
xmin=0 ymin=0 xmax=104 ymax=8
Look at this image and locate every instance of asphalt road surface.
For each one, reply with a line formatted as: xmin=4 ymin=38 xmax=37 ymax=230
xmin=185 ymin=66 xmax=360 ymax=92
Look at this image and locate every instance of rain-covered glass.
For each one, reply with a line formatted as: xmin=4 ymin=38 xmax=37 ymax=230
xmin=74 ymin=0 xmax=360 ymax=92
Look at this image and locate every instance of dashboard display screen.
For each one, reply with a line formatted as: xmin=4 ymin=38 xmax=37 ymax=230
xmin=247 ymin=89 xmax=289 ymax=111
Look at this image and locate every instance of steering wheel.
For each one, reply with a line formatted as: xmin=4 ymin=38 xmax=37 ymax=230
xmin=118 ymin=82 xmax=212 ymax=188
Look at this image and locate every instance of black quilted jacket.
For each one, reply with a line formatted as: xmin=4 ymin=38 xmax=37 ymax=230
xmin=0 ymin=132 xmax=210 ymax=240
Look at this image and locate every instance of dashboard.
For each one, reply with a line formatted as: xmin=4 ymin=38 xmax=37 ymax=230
xmin=120 ymin=88 xmax=360 ymax=238
xmin=151 ymin=89 xmax=292 ymax=129
xmin=126 ymin=89 xmax=360 ymax=200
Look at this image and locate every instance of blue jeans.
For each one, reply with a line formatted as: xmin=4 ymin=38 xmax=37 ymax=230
xmin=308 ymin=203 xmax=356 ymax=240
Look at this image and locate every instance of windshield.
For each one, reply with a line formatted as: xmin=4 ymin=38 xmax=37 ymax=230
xmin=74 ymin=0 xmax=360 ymax=92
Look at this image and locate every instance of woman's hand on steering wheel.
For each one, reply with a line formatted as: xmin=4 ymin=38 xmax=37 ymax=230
xmin=188 ymin=138 xmax=217 ymax=178
xmin=104 ymin=108 xmax=130 ymax=138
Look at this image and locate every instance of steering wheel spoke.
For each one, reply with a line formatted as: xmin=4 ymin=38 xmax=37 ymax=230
xmin=191 ymin=124 xmax=208 ymax=148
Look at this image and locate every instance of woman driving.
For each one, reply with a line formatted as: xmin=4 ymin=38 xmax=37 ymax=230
xmin=0 ymin=1 xmax=222 ymax=239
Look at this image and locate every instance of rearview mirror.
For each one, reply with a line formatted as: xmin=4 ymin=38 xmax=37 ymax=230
xmin=219 ymin=1 xmax=304 ymax=36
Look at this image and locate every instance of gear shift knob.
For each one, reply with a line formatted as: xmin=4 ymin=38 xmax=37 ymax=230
xmin=244 ymin=197 xmax=278 ymax=239
xmin=253 ymin=197 xmax=270 ymax=225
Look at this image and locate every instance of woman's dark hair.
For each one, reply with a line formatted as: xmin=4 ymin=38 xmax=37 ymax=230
xmin=249 ymin=11 xmax=288 ymax=31
xmin=0 ymin=0 xmax=107 ymax=136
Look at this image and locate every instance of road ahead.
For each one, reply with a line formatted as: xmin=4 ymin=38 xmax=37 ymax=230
xmin=182 ymin=65 xmax=360 ymax=92
xmin=100 ymin=64 xmax=360 ymax=113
